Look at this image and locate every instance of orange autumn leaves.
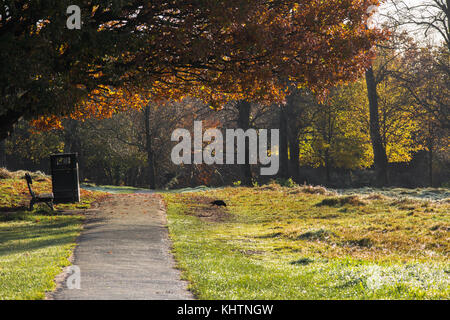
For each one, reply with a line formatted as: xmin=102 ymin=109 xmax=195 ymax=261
xmin=31 ymin=86 xmax=149 ymax=130
xmin=32 ymin=0 xmax=387 ymax=130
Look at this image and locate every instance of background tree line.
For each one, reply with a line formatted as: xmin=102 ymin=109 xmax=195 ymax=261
xmin=1 ymin=31 xmax=448 ymax=188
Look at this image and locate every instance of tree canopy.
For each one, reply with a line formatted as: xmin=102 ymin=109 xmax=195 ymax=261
xmin=0 ymin=0 xmax=385 ymax=138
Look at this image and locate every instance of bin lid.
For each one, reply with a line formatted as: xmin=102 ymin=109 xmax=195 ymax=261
xmin=50 ymin=153 xmax=78 ymax=167
xmin=50 ymin=153 xmax=78 ymax=157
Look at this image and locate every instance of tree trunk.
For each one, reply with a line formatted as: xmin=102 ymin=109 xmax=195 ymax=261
xmin=0 ymin=139 xmax=6 ymax=168
xmin=63 ymin=120 xmax=82 ymax=153
xmin=144 ymin=104 xmax=156 ymax=189
xmin=279 ymin=106 xmax=289 ymax=179
xmin=63 ymin=120 xmax=84 ymax=180
xmin=365 ymin=67 xmax=388 ymax=186
xmin=285 ymin=100 xmax=300 ymax=182
xmin=428 ymin=145 xmax=433 ymax=187
xmin=325 ymin=151 xmax=331 ymax=183
xmin=0 ymin=109 xmax=22 ymax=141
xmin=237 ymin=100 xmax=253 ymax=186
xmin=288 ymin=126 xmax=300 ymax=182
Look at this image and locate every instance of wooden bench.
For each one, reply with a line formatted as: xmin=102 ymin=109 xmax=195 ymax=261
xmin=25 ymin=173 xmax=54 ymax=211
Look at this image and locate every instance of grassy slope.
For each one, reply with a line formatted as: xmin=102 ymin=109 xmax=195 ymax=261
xmin=0 ymin=176 xmax=106 ymax=300
xmin=163 ymin=185 xmax=450 ymax=300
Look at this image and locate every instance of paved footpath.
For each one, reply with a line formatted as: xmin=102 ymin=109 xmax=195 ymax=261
xmin=50 ymin=194 xmax=193 ymax=300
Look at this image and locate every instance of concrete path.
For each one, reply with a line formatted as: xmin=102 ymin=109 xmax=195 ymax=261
xmin=50 ymin=194 xmax=193 ymax=300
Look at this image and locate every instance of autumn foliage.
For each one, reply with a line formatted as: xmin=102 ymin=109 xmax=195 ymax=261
xmin=23 ymin=0 xmax=387 ymax=130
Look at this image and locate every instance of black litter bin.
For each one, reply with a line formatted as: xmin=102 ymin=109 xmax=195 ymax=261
xmin=50 ymin=153 xmax=80 ymax=203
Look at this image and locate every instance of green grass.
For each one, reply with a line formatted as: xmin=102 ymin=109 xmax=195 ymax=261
xmin=0 ymin=174 xmax=106 ymax=300
xmin=0 ymin=212 xmax=83 ymax=299
xmin=163 ymin=185 xmax=450 ymax=300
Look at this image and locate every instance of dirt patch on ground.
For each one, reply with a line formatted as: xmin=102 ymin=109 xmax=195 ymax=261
xmin=179 ymin=195 xmax=232 ymax=222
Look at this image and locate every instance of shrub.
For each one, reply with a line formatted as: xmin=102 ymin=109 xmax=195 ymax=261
xmin=287 ymin=184 xmax=335 ymax=196
xmin=0 ymin=169 xmax=50 ymax=181
xmin=299 ymin=185 xmax=329 ymax=195
xmin=273 ymin=178 xmax=298 ymax=188
xmin=0 ymin=168 xmax=13 ymax=179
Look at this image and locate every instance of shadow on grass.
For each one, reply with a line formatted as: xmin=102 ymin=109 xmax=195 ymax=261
xmin=290 ymin=257 xmax=314 ymax=266
xmin=0 ymin=205 xmax=28 ymax=212
xmin=0 ymin=210 xmax=92 ymax=257
xmin=0 ymin=235 xmax=78 ymax=257
xmin=0 ymin=215 xmax=107 ymax=243
xmin=256 ymin=232 xmax=283 ymax=239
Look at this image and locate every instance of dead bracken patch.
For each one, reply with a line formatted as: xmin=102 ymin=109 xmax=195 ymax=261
xmin=317 ymin=195 xmax=366 ymax=207
xmin=288 ymin=185 xmax=335 ymax=196
xmin=0 ymin=168 xmax=50 ymax=182
xmin=257 ymin=184 xmax=282 ymax=192
xmin=0 ymin=168 xmax=13 ymax=179
xmin=181 ymin=195 xmax=231 ymax=222
xmin=342 ymin=238 xmax=373 ymax=248
xmin=390 ymin=198 xmax=420 ymax=210
xmin=296 ymin=229 xmax=336 ymax=241
xmin=364 ymin=193 xmax=388 ymax=201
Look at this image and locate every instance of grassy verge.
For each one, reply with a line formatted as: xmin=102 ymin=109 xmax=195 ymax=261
xmin=81 ymin=183 xmax=151 ymax=194
xmin=163 ymin=185 xmax=450 ymax=300
xmin=0 ymin=172 xmax=107 ymax=300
